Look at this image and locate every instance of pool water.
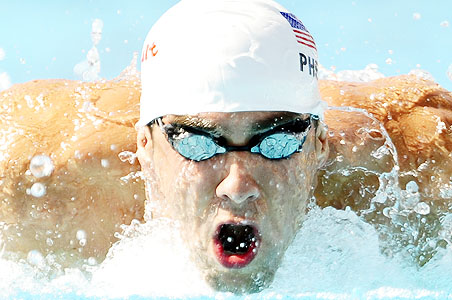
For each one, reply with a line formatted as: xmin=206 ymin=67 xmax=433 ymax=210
xmin=4 ymin=205 xmax=452 ymax=299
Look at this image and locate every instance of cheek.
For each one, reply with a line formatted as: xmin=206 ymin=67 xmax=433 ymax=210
xmin=155 ymin=156 xmax=224 ymax=223
xmin=254 ymin=153 xmax=318 ymax=239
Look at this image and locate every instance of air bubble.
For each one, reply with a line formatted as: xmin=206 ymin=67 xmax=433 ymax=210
xmin=30 ymin=155 xmax=54 ymax=178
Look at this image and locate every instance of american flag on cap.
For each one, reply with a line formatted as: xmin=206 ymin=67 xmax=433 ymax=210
xmin=280 ymin=12 xmax=317 ymax=51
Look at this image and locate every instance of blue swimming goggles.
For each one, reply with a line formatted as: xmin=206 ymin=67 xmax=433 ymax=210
xmin=149 ymin=114 xmax=318 ymax=162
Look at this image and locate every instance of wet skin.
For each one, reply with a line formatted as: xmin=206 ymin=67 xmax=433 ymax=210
xmin=136 ymin=111 xmax=328 ymax=293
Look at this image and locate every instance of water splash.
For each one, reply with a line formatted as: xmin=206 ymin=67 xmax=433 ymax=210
xmin=319 ymin=63 xmax=385 ymax=82
xmin=0 ymin=72 xmax=11 ymax=92
xmin=74 ymin=19 xmax=103 ymax=81
xmin=115 ymin=52 xmax=140 ymax=80
xmin=118 ymin=151 xmax=136 ymax=164
xmin=447 ymin=64 xmax=452 ymax=82
xmin=87 ymin=218 xmax=210 ymax=298
xmin=408 ymin=69 xmax=435 ymax=81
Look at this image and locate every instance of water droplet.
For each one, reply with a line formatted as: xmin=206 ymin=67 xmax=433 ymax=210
xmin=87 ymin=257 xmax=98 ymax=266
xmin=30 ymin=155 xmax=54 ymax=178
xmin=383 ymin=207 xmax=396 ymax=218
xmin=46 ymin=237 xmax=54 ymax=246
xmin=405 ymin=181 xmax=419 ymax=193
xmin=413 ymin=12 xmax=421 ymax=20
xmin=101 ymin=159 xmax=109 ymax=168
xmin=76 ymin=229 xmax=87 ymax=241
xmin=30 ymin=183 xmax=46 ymax=198
xmin=118 ymin=151 xmax=136 ymax=164
xmin=27 ymin=250 xmax=45 ymax=267
xmin=414 ymin=202 xmax=430 ymax=215
xmin=440 ymin=20 xmax=449 ymax=28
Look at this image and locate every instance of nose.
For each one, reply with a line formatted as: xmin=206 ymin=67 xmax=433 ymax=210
xmin=216 ymin=162 xmax=260 ymax=205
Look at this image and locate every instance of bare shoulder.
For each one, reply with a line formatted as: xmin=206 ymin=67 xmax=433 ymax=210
xmin=0 ymin=79 xmax=145 ymax=266
xmin=316 ymin=75 xmax=452 ymax=212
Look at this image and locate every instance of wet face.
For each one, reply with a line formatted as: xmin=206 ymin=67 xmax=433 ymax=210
xmin=136 ymin=111 xmax=328 ymax=293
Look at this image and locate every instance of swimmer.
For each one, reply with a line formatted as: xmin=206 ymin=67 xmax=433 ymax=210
xmin=135 ymin=0 xmax=452 ymax=292
xmin=135 ymin=0 xmax=328 ymax=293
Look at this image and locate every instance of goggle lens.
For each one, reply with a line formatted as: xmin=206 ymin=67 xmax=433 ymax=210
xmin=174 ymin=134 xmax=226 ymax=162
xmin=251 ymin=133 xmax=304 ymax=159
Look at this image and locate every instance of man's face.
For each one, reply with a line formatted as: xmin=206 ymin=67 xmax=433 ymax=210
xmin=137 ymin=111 xmax=328 ymax=293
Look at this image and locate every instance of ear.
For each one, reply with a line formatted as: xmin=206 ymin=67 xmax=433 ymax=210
xmin=136 ymin=125 xmax=154 ymax=173
xmin=315 ymin=122 xmax=329 ymax=167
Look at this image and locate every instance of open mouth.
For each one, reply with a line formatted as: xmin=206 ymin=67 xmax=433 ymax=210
xmin=213 ymin=223 xmax=260 ymax=269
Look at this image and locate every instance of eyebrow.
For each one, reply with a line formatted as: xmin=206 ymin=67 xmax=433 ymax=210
xmin=169 ymin=112 xmax=306 ymax=137
xmin=170 ymin=116 xmax=222 ymax=136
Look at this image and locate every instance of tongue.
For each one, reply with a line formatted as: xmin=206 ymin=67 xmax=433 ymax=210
xmin=214 ymin=224 xmax=259 ymax=268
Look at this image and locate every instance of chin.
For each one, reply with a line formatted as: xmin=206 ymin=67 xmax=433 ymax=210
xmin=203 ymin=265 xmax=277 ymax=294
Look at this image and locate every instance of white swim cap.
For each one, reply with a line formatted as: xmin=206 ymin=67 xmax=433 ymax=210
xmin=139 ymin=0 xmax=325 ymax=126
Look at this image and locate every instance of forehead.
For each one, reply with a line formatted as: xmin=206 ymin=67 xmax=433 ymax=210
xmin=162 ymin=111 xmax=302 ymax=133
